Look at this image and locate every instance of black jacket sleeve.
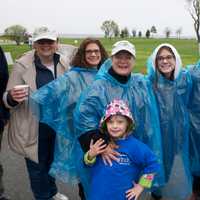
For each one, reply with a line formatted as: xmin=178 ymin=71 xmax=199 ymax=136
xmin=0 ymin=46 xmax=8 ymax=98
xmin=0 ymin=46 xmax=9 ymax=131
xmin=78 ymin=129 xmax=110 ymax=152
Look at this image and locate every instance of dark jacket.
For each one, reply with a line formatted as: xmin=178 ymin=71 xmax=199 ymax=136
xmin=0 ymin=46 xmax=9 ymax=131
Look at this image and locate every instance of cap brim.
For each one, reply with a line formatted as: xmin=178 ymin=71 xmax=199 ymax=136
xmin=33 ymin=35 xmax=57 ymax=42
xmin=111 ymin=48 xmax=135 ymax=57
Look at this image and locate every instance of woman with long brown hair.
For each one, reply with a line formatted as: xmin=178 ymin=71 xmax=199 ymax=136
xmin=30 ymin=38 xmax=108 ymax=200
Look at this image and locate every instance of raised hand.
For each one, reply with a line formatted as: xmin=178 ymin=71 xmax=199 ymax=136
xmin=88 ymin=138 xmax=107 ymax=160
xmin=101 ymin=142 xmax=120 ymax=166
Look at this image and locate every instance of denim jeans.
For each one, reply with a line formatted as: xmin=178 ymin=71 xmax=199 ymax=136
xmin=25 ymin=124 xmax=57 ymax=200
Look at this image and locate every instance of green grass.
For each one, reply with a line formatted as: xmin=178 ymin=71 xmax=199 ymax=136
xmin=1 ymin=44 xmax=30 ymax=71
xmin=1 ymin=37 xmax=199 ymax=74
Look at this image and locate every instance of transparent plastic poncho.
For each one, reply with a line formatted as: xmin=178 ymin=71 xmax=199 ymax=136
xmin=74 ymin=59 xmax=165 ymax=196
xmin=187 ymin=60 xmax=200 ymax=177
xmin=146 ymin=43 xmax=192 ymax=199
xmin=30 ymin=67 xmax=98 ymax=184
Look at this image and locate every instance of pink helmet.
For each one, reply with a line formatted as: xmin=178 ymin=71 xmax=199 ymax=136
xmin=100 ymin=99 xmax=135 ymax=132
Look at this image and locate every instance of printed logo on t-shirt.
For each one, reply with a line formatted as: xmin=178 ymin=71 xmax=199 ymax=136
xmin=118 ymin=153 xmax=131 ymax=165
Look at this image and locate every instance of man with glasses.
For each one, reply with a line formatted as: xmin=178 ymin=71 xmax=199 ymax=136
xmin=3 ymin=31 xmax=76 ymax=200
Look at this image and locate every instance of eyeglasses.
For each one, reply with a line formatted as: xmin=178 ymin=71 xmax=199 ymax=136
xmin=157 ymin=55 xmax=175 ymax=62
xmin=37 ymin=39 xmax=55 ymax=45
xmin=85 ymin=49 xmax=100 ymax=55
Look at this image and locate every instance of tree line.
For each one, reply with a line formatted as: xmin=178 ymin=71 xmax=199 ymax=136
xmin=1 ymin=0 xmax=200 ymax=50
xmin=101 ymin=20 xmax=183 ymax=39
xmin=1 ymin=23 xmax=183 ymax=46
xmin=1 ymin=26 xmax=51 ymax=45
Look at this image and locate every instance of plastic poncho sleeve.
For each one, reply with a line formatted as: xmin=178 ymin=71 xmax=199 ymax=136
xmin=187 ymin=61 xmax=200 ymax=176
xmin=30 ymin=72 xmax=71 ymax=138
xmin=30 ymin=68 xmax=98 ymax=184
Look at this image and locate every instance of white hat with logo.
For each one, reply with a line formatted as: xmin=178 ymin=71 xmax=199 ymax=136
xmin=111 ymin=40 xmax=136 ymax=57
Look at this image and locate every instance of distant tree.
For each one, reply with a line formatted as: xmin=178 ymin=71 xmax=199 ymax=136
xmin=120 ymin=27 xmax=129 ymax=38
xmin=150 ymin=26 xmax=157 ymax=34
xmin=131 ymin=29 xmax=137 ymax=37
xmin=176 ymin=27 xmax=182 ymax=39
xmin=150 ymin=25 xmax=157 ymax=37
xmin=123 ymin=27 xmax=129 ymax=38
xmin=4 ymin=25 xmax=27 ymax=45
xmin=145 ymin=29 xmax=151 ymax=38
xmin=33 ymin=26 xmax=49 ymax=37
xmin=120 ymin=29 xmax=125 ymax=38
xmin=113 ymin=24 xmax=120 ymax=37
xmin=164 ymin=27 xmax=171 ymax=38
xmin=138 ymin=31 xmax=142 ymax=37
xmin=24 ymin=32 xmax=32 ymax=44
xmin=101 ymin=20 xmax=119 ymax=39
xmin=186 ymin=0 xmax=200 ymax=54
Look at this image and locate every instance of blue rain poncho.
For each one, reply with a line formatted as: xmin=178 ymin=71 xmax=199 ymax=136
xmin=147 ymin=43 xmax=192 ymax=199
xmin=74 ymin=59 xmax=165 ymax=190
xmin=187 ymin=60 xmax=200 ymax=176
xmin=30 ymin=67 xmax=98 ymax=183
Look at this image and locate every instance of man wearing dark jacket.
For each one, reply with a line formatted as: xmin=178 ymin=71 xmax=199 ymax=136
xmin=0 ymin=46 xmax=10 ymax=200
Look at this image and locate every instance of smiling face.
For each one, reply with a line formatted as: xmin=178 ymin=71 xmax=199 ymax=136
xmin=112 ymin=51 xmax=135 ymax=76
xmin=33 ymin=39 xmax=58 ymax=59
xmin=156 ymin=48 xmax=176 ymax=79
xmin=106 ymin=115 xmax=129 ymax=139
xmin=85 ymin=43 xmax=102 ymax=67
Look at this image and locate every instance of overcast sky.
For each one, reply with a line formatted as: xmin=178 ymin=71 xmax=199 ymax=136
xmin=0 ymin=0 xmax=196 ymax=37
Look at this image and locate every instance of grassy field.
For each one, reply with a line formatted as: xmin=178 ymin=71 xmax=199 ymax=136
xmin=1 ymin=37 xmax=199 ymax=73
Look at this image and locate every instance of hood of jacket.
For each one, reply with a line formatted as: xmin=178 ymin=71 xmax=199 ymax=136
xmin=147 ymin=43 xmax=182 ymax=80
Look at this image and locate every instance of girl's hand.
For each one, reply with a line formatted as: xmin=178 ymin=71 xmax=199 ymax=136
xmin=125 ymin=183 xmax=144 ymax=200
xmin=88 ymin=139 xmax=107 ymax=160
xmin=101 ymin=143 xmax=120 ymax=166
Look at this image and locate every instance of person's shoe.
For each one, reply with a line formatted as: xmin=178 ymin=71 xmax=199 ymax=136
xmin=53 ymin=193 xmax=69 ymax=200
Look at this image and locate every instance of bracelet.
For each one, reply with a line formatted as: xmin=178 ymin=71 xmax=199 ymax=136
xmin=84 ymin=152 xmax=96 ymax=165
xmin=139 ymin=174 xmax=154 ymax=188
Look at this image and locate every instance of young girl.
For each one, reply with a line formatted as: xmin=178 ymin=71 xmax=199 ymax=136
xmin=84 ymin=99 xmax=159 ymax=200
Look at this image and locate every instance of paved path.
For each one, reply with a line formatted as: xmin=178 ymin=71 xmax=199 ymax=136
xmin=0 ymin=128 xmax=177 ymax=200
xmin=0 ymin=128 xmax=79 ymax=200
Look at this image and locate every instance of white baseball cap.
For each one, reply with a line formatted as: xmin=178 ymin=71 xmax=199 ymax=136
xmin=111 ymin=40 xmax=136 ymax=57
xmin=33 ymin=31 xmax=57 ymax=42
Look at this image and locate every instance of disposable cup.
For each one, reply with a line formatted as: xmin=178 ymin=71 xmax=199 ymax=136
xmin=14 ymin=85 xmax=29 ymax=101
xmin=14 ymin=84 xmax=29 ymax=92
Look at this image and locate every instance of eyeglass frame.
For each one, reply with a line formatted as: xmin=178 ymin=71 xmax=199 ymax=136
xmin=85 ymin=49 xmax=101 ymax=55
xmin=157 ymin=55 xmax=175 ymax=62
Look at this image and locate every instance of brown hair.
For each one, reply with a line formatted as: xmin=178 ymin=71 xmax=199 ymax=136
xmin=155 ymin=46 xmax=175 ymax=83
xmin=70 ymin=38 xmax=108 ymax=69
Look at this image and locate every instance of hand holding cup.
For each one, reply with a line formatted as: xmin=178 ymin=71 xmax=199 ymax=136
xmin=10 ymin=85 xmax=29 ymax=103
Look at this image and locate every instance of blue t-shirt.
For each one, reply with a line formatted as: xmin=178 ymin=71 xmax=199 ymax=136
xmin=88 ymin=135 xmax=159 ymax=200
